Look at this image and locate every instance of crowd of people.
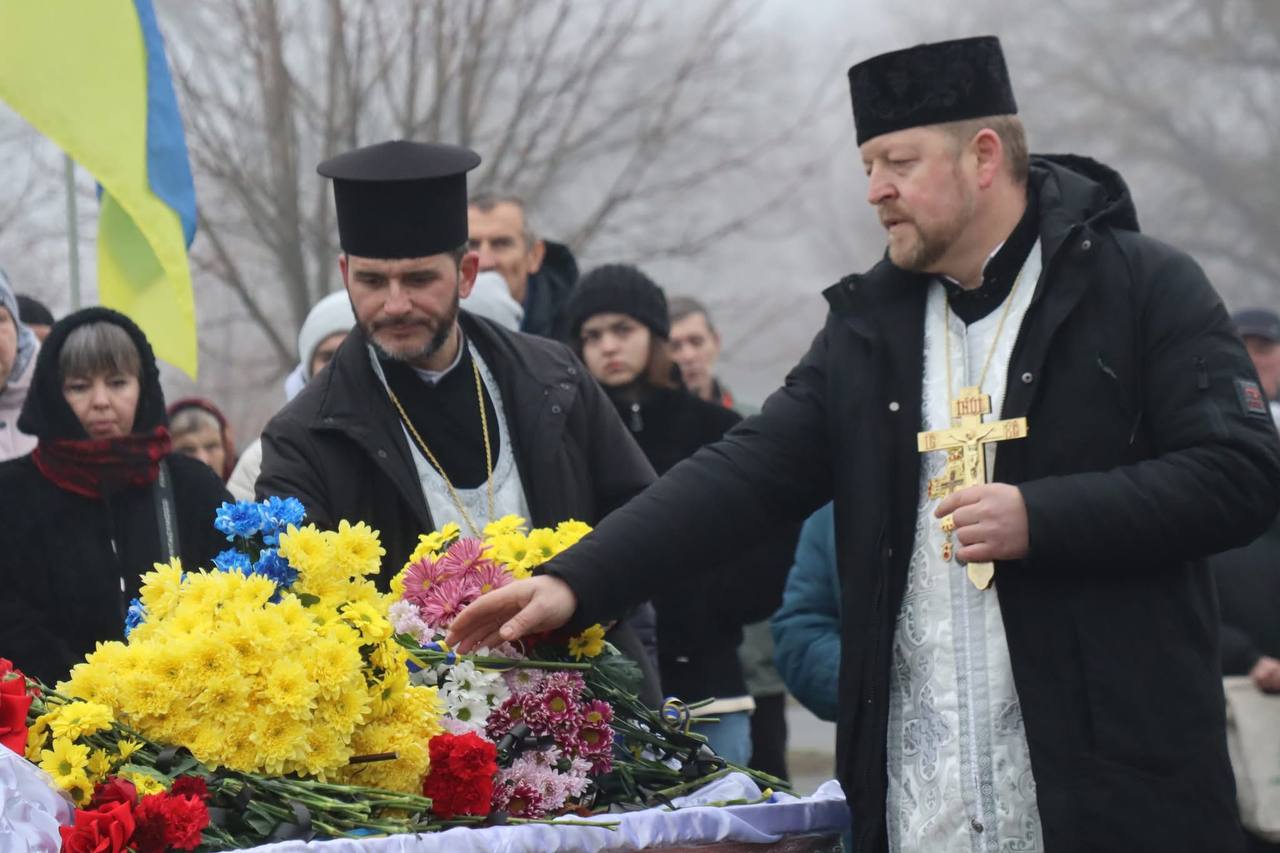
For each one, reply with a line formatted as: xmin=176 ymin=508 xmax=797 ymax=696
xmin=1 ymin=33 xmax=1278 ymax=853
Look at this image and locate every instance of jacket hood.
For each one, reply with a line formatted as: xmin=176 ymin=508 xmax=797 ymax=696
xmin=1030 ymin=153 xmax=1140 ymax=235
xmin=0 ymin=268 xmax=39 ymax=387
xmin=522 ymin=239 xmax=578 ymax=338
xmin=18 ymin=307 xmax=168 ymax=440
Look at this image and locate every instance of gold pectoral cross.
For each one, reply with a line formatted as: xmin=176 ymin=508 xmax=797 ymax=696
xmin=917 ymin=386 xmax=1028 ymax=590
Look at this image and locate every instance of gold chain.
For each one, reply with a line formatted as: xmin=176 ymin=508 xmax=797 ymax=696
xmin=943 ymin=264 xmax=1027 ymax=400
xmin=384 ymin=356 xmax=495 ymax=538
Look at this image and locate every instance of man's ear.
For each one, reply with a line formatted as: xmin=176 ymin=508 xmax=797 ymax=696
xmin=458 ymin=251 xmax=480 ymax=300
xmin=972 ymin=128 xmax=1004 ymax=190
xmin=527 ymin=238 xmax=546 ymax=275
xmin=338 ymin=253 xmax=349 ymax=285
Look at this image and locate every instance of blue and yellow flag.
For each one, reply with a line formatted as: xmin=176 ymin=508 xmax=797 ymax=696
xmin=0 ymin=0 xmax=199 ymax=376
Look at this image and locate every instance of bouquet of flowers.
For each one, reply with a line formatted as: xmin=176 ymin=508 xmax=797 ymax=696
xmin=389 ymin=517 xmax=786 ymax=820
xmin=8 ymin=501 xmax=785 ymax=849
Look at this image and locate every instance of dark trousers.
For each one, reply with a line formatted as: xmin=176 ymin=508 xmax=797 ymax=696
xmin=748 ymin=691 xmax=789 ymax=782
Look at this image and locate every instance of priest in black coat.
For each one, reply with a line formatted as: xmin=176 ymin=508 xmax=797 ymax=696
xmin=257 ymin=140 xmax=662 ymax=703
xmin=450 ymin=37 xmax=1280 ymax=853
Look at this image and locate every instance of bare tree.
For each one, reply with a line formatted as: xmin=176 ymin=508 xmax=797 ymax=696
xmin=899 ymin=0 xmax=1280 ymax=306
xmin=159 ymin=1 xmax=822 ymax=386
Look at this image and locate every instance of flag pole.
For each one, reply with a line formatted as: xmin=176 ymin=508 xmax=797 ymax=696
xmin=63 ymin=153 xmax=81 ymax=309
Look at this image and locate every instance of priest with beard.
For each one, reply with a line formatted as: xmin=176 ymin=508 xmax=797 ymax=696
xmin=448 ymin=37 xmax=1280 ymax=853
xmin=257 ymin=140 xmax=661 ymax=704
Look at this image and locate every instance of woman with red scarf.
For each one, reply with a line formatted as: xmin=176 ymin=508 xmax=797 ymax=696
xmin=0 ymin=308 xmax=228 ymax=685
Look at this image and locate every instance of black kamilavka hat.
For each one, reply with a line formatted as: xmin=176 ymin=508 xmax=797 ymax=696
xmin=848 ymin=36 xmax=1017 ymax=146
xmin=318 ymin=140 xmax=481 ymax=259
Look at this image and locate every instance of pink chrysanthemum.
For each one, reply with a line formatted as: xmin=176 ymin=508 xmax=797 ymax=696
xmin=493 ymin=777 xmax=548 ymax=818
xmin=543 ymin=669 xmax=586 ymax=695
xmin=418 ymin=575 xmax=476 ymax=629
xmin=404 ymin=556 xmax=449 ymax=606
xmin=577 ymin=723 xmax=614 ymax=774
xmin=582 ymin=699 xmax=613 ymax=727
xmin=539 ymin=685 xmax=583 ymax=731
xmin=437 ymin=537 xmax=488 ymax=577
xmin=503 ymin=667 xmax=545 ymax=696
xmin=485 ymin=698 xmax=523 ymax=740
xmin=463 ymin=561 xmax=512 ymax=597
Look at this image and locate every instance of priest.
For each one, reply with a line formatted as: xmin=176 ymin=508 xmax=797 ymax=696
xmin=256 ymin=139 xmax=661 ymax=702
xmin=449 ymin=36 xmax=1280 ymax=852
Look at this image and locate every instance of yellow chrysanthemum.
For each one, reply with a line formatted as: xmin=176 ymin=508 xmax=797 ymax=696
xmin=568 ymin=623 xmax=607 ymax=660
xmin=115 ymin=739 xmax=144 ymax=762
xmin=526 ymin=527 xmax=561 ymax=563
xmin=25 ymin=716 xmax=50 ymax=761
xmin=342 ymin=600 xmax=392 ymax=644
xmin=59 ymin=769 xmax=95 ymax=806
xmin=407 ymin=522 xmax=462 ymax=564
xmin=482 ymin=514 xmax=527 ymax=539
xmin=40 ymin=738 xmax=90 ymax=780
xmin=121 ymin=769 xmax=167 ymax=797
xmin=47 ymin=701 xmax=115 ymax=741
xmin=278 ymin=524 xmax=331 ymax=574
xmin=555 ymin=519 xmax=592 ymax=548
xmin=264 ymin=658 xmax=319 ymax=719
xmin=87 ymin=748 xmax=114 ymax=780
xmin=333 ymin=520 xmax=386 ymax=576
xmin=138 ymin=558 xmax=185 ymax=620
xmin=488 ymin=532 xmax=531 ymax=567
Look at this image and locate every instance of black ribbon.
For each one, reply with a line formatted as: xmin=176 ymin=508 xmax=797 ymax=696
xmin=268 ymin=801 xmax=315 ymax=842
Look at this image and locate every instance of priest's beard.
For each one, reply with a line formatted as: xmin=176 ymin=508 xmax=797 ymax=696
xmin=885 ymin=177 xmax=976 ymax=272
xmin=367 ymin=288 xmax=460 ymax=366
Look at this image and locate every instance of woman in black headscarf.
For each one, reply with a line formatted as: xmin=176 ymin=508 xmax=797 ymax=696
xmin=0 ymin=308 xmax=229 ymax=684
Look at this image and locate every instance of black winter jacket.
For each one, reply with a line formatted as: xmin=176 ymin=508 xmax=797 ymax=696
xmin=607 ymin=386 xmax=793 ymax=705
xmin=543 ymin=156 xmax=1280 ymax=852
xmin=257 ymin=311 xmax=664 ymax=703
xmin=1211 ymin=514 xmax=1280 ymax=675
xmin=0 ymin=308 xmax=230 ymax=685
xmin=522 ymin=240 xmax=577 ymax=340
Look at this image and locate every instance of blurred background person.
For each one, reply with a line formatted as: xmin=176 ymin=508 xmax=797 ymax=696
xmin=167 ymin=397 xmax=238 ymax=482
xmin=228 ymin=290 xmax=355 ymax=500
xmin=16 ymin=293 xmax=54 ymax=342
xmin=468 ymin=193 xmax=578 ymax=340
xmin=0 ymin=269 xmax=39 ymax=462
xmin=668 ymin=296 xmax=746 ymax=411
xmin=461 ymin=270 xmax=525 ymax=332
xmin=772 ymin=503 xmax=840 ymax=724
xmin=566 ymin=264 xmax=792 ymax=764
xmin=668 ymin=294 xmax=788 ymax=780
xmin=0 ymin=308 xmax=228 ymax=684
xmin=1233 ymin=308 xmax=1280 ymax=427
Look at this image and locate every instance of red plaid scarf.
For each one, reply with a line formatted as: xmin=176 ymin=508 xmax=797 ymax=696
xmin=31 ymin=426 xmax=173 ymax=499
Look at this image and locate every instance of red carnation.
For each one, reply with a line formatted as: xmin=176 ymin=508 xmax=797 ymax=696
xmin=59 ymin=800 xmax=136 ymax=853
xmin=133 ymin=792 xmax=209 ymax=853
xmin=170 ymin=775 xmax=210 ymax=801
xmin=0 ymin=658 xmax=32 ymax=754
xmin=90 ymin=777 xmax=138 ymax=810
xmin=424 ymin=732 xmax=498 ymax=818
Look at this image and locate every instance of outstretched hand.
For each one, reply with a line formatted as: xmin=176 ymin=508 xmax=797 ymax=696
xmin=446 ymin=575 xmax=578 ymax=652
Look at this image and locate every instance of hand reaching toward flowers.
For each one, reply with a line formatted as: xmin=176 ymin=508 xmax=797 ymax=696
xmin=448 ymin=576 xmax=577 ymax=652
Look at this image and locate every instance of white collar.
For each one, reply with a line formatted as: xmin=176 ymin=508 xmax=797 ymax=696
xmin=410 ymin=331 xmax=466 ymax=387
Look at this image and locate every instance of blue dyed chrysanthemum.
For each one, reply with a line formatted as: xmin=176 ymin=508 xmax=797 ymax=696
xmin=254 ymin=549 xmax=299 ymax=590
xmin=260 ymin=496 xmax=306 ymax=545
xmin=213 ymin=548 xmax=253 ymax=575
xmin=124 ymin=598 xmax=147 ymax=637
xmin=214 ymin=501 xmax=267 ymax=541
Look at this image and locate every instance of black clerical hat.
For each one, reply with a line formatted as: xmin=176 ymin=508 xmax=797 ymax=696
xmin=848 ymin=36 xmax=1017 ymax=146
xmin=318 ymin=140 xmax=481 ymax=259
